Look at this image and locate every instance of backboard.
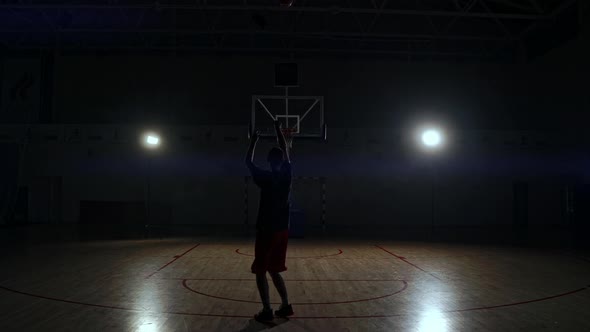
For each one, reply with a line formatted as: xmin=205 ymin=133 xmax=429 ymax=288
xmin=250 ymin=90 xmax=326 ymax=141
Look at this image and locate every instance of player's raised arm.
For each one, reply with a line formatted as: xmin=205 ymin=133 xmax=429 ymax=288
xmin=274 ymin=120 xmax=290 ymax=163
xmin=245 ymin=130 xmax=260 ymax=169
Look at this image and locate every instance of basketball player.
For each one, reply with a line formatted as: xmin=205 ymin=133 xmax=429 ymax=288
xmin=245 ymin=120 xmax=294 ymax=322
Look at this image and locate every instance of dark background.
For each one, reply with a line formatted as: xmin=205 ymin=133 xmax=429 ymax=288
xmin=0 ymin=1 xmax=588 ymax=246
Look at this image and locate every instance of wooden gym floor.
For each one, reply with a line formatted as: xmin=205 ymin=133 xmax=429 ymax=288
xmin=1 ymin=237 xmax=589 ymax=331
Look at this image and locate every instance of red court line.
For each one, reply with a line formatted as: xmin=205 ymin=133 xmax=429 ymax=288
xmin=182 ymin=279 xmax=408 ymax=305
xmin=145 ymin=243 xmax=200 ymax=279
xmin=0 ymin=285 xmax=138 ymax=312
xmin=375 ymin=245 xmax=443 ymax=281
xmin=0 ymin=284 xmax=253 ymax=318
xmin=160 ymin=277 xmax=406 ymax=282
xmin=235 ymin=248 xmax=343 ymax=259
xmin=0 ymin=284 xmax=586 ymax=319
xmin=450 ymin=287 xmax=587 ymax=312
xmin=557 ymin=250 xmax=590 ymax=264
xmin=291 ymin=287 xmax=589 ymax=318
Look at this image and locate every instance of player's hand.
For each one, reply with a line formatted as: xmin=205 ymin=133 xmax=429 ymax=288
xmin=251 ymin=130 xmax=261 ymax=142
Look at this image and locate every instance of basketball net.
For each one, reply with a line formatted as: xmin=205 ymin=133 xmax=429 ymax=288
xmin=281 ymin=128 xmax=296 ymax=149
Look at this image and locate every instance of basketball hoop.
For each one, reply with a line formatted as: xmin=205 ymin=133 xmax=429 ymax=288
xmin=281 ymin=128 xmax=297 ymax=149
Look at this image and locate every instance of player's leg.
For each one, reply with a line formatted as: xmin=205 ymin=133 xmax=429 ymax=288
xmin=268 ymin=230 xmax=293 ymax=317
xmin=252 ymin=232 xmax=274 ymax=321
xmin=269 ymin=272 xmax=288 ymax=306
xmin=256 ymin=272 xmax=272 ymax=312
xmin=269 ymin=272 xmax=293 ymax=316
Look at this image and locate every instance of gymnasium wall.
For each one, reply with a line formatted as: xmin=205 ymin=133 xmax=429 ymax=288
xmin=0 ymin=13 xmax=588 ymax=242
xmin=51 ymin=54 xmax=580 ymax=130
xmin=527 ymin=2 xmax=589 ymax=129
xmin=2 ymin=124 xmax=584 ymax=237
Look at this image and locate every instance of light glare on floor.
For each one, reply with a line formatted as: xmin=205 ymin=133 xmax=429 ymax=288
xmin=418 ymin=310 xmax=448 ymax=332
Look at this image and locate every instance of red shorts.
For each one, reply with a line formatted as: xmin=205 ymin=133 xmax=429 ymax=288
xmin=251 ymin=230 xmax=289 ymax=274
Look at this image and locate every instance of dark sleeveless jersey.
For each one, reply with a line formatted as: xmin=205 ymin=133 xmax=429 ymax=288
xmin=249 ymin=162 xmax=292 ymax=232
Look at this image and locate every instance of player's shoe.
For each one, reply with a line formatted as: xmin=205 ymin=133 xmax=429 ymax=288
xmin=274 ymin=304 xmax=294 ymax=317
xmin=254 ymin=308 xmax=274 ymax=322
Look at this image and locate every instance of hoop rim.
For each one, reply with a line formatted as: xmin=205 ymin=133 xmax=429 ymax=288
xmin=280 ymin=127 xmax=298 ymax=135
xmin=280 ymin=128 xmax=296 ymax=148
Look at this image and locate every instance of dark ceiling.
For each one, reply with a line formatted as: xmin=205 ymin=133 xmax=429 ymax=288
xmin=0 ymin=0 xmax=581 ymax=62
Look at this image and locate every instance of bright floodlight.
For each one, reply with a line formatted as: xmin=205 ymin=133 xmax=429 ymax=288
xmin=142 ymin=132 xmax=161 ymax=149
xmin=146 ymin=135 xmax=159 ymax=145
xmin=421 ymin=129 xmax=442 ymax=148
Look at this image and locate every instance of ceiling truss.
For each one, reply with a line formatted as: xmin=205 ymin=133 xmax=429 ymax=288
xmin=0 ymin=0 xmax=580 ymax=62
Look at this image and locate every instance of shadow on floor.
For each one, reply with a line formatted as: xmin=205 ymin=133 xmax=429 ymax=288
xmin=237 ymin=318 xmax=289 ymax=331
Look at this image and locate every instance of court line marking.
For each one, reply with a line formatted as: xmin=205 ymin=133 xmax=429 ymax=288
xmin=2 ymin=243 xmax=588 ymax=319
xmin=291 ymin=287 xmax=589 ymax=318
xmin=450 ymin=287 xmax=588 ymax=312
xmin=235 ymin=248 xmax=343 ymax=259
xmin=160 ymin=277 xmax=407 ymax=282
xmin=182 ymin=279 xmax=408 ymax=305
xmin=557 ymin=250 xmax=590 ymax=264
xmin=0 ymin=284 xmax=586 ymax=319
xmin=375 ymin=245 xmax=443 ymax=281
xmin=145 ymin=243 xmax=201 ymax=279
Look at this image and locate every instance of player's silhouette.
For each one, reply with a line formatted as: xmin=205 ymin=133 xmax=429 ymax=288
xmin=245 ymin=120 xmax=294 ymax=322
